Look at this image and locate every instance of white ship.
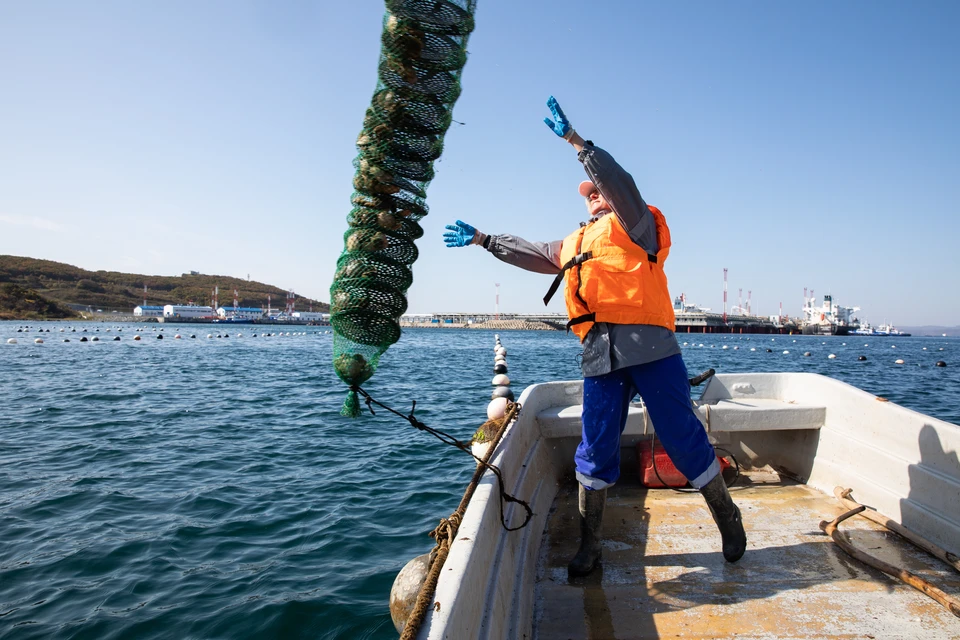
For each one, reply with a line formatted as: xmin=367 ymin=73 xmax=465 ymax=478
xmin=801 ymin=294 xmax=860 ymax=335
xmin=854 ymin=321 xmax=912 ymax=337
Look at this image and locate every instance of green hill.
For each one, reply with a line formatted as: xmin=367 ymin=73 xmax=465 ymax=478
xmin=0 ymin=255 xmax=328 ymax=317
xmin=0 ymin=283 xmax=79 ymax=320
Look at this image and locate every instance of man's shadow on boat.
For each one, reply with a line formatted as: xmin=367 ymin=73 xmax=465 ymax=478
xmin=903 ymin=422 xmax=959 ymax=558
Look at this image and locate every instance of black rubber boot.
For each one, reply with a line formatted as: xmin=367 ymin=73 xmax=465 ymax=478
xmin=700 ymin=473 xmax=746 ymax=562
xmin=568 ymin=485 xmax=606 ymax=577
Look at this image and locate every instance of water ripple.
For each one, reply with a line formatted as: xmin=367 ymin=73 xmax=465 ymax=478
xmin=1 ymin=322 xmax=957 ymax=638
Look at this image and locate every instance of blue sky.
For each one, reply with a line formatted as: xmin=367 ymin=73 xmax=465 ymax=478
xmin=1 ymin=1 xmax=958 ymax=325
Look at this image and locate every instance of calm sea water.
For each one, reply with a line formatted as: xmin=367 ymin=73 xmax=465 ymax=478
xmin=1 ymin=321 xmax=957 ymax=639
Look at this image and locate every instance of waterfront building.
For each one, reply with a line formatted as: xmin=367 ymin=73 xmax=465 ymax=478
xmin=216 ymin=306 xmax=264 ymax=320
xmin=163 ymin=304 xmax=215 ymax=319
xmin=133 ymin=305 xmax=164 ymax=318
xmin=291 ymin=311 xmax=327 ymax=321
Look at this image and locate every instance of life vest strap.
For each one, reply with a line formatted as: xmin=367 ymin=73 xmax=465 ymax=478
xmin=647 ymin=253 xmax=658 ymax=264
xmin=543 ymin=251 xmax=593 ymax=306
xmin=566 ymin=313 xmax=596 ymax=331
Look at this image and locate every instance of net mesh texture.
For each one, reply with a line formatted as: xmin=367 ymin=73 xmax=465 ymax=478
xmin=332 ymin=0 xmax=477 ymax=416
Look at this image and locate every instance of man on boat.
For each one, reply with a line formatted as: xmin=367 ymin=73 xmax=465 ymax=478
xmin=443 ymin=96 xmax=746 ymax=576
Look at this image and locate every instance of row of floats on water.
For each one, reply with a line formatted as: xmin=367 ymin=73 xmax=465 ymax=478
xmin=679 ymin=340 xmax=947 ymax=367
xmin=6 ymin=328 xmax=332 ymax=344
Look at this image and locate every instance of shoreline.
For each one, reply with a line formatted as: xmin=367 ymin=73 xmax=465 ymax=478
xmin=400 ymin=320 xmax=561 ymax=331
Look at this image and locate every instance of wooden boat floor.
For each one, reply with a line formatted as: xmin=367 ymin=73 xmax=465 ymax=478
xmin=534 ymin=469 xmax=960 ymax=639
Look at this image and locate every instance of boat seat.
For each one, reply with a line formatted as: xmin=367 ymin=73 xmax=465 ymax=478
xmin=536 ymin=398 xmax=826 ymax=439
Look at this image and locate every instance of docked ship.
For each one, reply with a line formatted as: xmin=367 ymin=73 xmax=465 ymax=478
xmin=800 ymin=294 xmax=860 ymax=335
xmin=853 ymin=321 xmax=912 ymax=337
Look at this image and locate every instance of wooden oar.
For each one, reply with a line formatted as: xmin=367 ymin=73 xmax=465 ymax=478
xmin=820 ymin=507 xmax=960 ymax=618
xmin=834 ymin=487 xmax=960 ymax=573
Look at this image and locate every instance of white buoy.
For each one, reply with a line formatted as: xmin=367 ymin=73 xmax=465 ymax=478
xmin=494 ymin=355 xmax=506 ymax=364
xmin=750 ymin=348 xmax=756 ymax=352
xmin=492 ymin=373 xmax=510 ymax=386
xmin=487 ymin=397 xmax=509 ymax=420
xmin=35 ymin=338 xmax=44 ymax=344
xmin=175 ymin=334 xmax=182 ymax=339
xmin=733 ymin=346 xmax=739 ymax=350
xmin=7 ymin=338 xmax=17 ymax=344
xmin=895 ymin=359 xmax=904 ymax=364
xmin=783 ymin=350 xmax=790 ymax=354
xmin=828 ymin=354 xmax=837 ymax=359
xmin=207 ymin=334 xmax=213 ymax=339
xmin=722 ymin=345 xmax=728 ymax=350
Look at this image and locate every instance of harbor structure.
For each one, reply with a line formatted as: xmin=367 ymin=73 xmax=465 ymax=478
xmin=163 ymin=304 xmax=215 ymax=319
xmin=291 ymin=311 xmax=326 ymax=322
xmin=400 ymin=304 xmax=799 ymax=334
xmin=215 ymin=306 xmax=264 ymax=321
xmin=133 ymin=305 xmax=164 ymax=318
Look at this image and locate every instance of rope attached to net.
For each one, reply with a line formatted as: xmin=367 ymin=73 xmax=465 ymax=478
xmin=352 ymin=386 xmax=532 ymax=531
xmin=389 ymin=398 xmax=522 ymax=640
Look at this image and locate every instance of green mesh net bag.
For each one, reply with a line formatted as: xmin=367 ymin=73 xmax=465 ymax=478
xmin=332 ymin=0 xmax=477 ymax=417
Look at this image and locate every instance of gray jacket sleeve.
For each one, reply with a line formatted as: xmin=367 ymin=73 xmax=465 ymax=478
xmin=579 ymin=143 xmax=658 ymax=254
xmin=484 ymin=235 xmax=562 ymax=275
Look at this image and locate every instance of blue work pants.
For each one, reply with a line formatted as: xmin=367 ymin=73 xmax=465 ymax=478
xmin=575 ymin=354 xmax=719 ymax=490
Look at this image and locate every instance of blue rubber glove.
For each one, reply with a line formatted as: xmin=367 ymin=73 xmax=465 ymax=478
xmin=543 ymin=95 xmax=573 ymax=139
xmin=443 ymin=220 xmax=477 ymax=247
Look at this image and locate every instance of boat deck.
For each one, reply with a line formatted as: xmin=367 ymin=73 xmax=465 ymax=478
xmin=534 ymin=469 xmax=960 ymax=639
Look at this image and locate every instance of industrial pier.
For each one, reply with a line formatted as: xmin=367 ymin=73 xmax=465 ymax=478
xmin=400 ymin=312 xmax=799 ymax=334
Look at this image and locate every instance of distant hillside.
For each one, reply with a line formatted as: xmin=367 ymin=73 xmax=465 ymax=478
xmin=899 ymin=325 xmax=960 ymax=337
xmin=0 ymin=255 xmax=328 ymax=315
xmin=0 ymin=283 xmax=79 ymax=320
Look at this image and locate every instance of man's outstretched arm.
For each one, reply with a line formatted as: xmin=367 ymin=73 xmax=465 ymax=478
xmin=443 ymin=220 xmax=562 ymax=274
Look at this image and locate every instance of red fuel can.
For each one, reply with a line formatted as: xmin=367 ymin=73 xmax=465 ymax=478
xmin=637 ymin=440 xmax=731 ymax=488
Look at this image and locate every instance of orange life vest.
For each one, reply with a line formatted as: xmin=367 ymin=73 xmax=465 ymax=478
xmin=543 ymin=206 xmax=675 ymax=341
